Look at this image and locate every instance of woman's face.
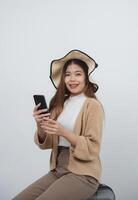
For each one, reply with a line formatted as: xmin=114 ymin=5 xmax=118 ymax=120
xmin=64 ymin=63 xmax=86 ymax=96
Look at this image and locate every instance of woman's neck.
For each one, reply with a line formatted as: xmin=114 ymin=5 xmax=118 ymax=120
xmin=69 ymin=92 xmax=85 ymax=98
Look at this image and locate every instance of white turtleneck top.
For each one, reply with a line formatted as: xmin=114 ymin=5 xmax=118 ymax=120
xmin=57 ymin=92 xmax=87 ymax=147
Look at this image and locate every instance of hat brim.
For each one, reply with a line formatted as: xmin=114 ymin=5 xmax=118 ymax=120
xmin=49 ymin=49 xmax=98 ymax=90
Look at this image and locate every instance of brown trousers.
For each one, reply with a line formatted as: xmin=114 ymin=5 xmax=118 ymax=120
xmin=12 ymin=146 xmax=99 ymax=200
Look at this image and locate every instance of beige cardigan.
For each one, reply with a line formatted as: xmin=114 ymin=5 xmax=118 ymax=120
xmin=34 ymin=97 xmax=104 ymax=182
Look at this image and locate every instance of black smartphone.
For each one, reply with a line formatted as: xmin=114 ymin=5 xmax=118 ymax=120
xmin=33 ymin=95 xmax=48 ymax=113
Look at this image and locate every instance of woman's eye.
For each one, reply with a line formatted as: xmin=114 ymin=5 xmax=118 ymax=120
xmin=65 ymin=73 xmax=82 ymax=76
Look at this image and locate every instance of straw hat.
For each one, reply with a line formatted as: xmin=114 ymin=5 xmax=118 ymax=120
xmin=49 ymin=49 xmax=99 ymax=92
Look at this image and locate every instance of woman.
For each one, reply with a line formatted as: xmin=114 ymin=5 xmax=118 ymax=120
xmin=13 ymin=49 xmax=104 ymax=200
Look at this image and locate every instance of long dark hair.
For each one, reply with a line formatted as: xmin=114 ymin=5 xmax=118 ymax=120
xmin=49 ymin=59 xmax=100 ymax=120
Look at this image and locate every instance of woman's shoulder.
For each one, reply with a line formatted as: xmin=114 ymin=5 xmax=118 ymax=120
xmin=85 ymin=97 xmax=104 ymax=113
xmin=86 ymin=97 xmax=102 ymax=106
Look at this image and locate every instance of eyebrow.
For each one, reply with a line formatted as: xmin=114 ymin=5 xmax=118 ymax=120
xmin=65 ymin=70 xmax=83 ymax=73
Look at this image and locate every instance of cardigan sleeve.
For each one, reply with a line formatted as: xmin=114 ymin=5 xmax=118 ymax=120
xmin=34 ymin=131 xmax=53 ymax=149
xmin=70 ymin=100 xmax=104 ymax=161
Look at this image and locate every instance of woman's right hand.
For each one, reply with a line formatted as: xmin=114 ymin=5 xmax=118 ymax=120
xmin=33 ymin=103 xmax=51 ymax=127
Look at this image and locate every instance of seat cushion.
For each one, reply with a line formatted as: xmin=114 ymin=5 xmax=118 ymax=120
xmin=86 ymin=184 xmax=116 ymax=200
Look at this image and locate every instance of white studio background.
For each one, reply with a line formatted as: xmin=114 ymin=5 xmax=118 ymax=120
xmin=0 ymin=0 xmax=138 ymax=199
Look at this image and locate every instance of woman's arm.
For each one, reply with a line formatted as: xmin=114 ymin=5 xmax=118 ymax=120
xmin=34 ymin=122 xmax=53 ymax=149
xmin=36 ymin=123 xmax=47 ymax=143
xmin=61 ymin=128 xmax=77 ymax=147
xmin=70 ymin=99 xmax=104 ymax=161
xmin=33 ymin=104 xmax=53 ymax=149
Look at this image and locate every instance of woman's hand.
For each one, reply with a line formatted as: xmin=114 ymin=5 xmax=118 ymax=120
xmin=33 ymin=103 xmax=51 ymax=142
xmin=40 ymin=117 xmax=77 ymax=146
xmin=33 ymin=103 xmax=51 ymax=126
xmin=40 ymin=118 xmax=65 ymax=136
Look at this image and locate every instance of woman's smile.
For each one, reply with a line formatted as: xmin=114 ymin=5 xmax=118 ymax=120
xmin=69 ymin=84 xmax=79 ymax=89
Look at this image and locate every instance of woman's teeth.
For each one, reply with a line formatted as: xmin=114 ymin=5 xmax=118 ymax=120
xmin=70 ymin=84 xmax=78 ymax=88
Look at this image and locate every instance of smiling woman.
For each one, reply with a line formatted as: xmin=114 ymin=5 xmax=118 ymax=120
xmin=13 ymin=49 xmax=104 ymax=200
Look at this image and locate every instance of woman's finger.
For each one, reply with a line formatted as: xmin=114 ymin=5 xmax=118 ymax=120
xmin=33 ymin=110 xmax=49 ymax=117
xmin=39 ymin=113 xmax=51 ymax=118
xmin=36 ymin=108 xmax=49 ymax=115
xmin=43 ymin=116 xmax=52 ymax=121
xmin=41 ymin=127 xmax=57 ymax=135
xmin=34 ymin=115 xmax=47 ymax=123
xmin=35 ymin=116 xmax=42 ymax=121
xmin=41 ymin=125 xmax=57 ymax=132
xmin=33 ymin=111 xmax=50 ymax=118
xmin=45 ymin=118 xmax=57 ymax=124
xmin=41 ymin=122 xmax=57 ymax=130
xmin=34 ymin=115 xmax=50 ymax=123
xmin=33 ymin=103 xmax=41 ymax=112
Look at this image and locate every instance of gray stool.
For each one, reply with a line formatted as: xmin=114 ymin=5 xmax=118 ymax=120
xmin=86 ymin=184 xmax=116 ymax=200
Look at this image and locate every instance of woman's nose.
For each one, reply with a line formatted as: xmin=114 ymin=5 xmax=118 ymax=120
xmin=70 ymin=75 xmax=75 ymax=80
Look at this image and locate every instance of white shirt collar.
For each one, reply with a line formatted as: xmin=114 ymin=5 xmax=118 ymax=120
xmin=69 ymin=92 xmax=86 ymax=100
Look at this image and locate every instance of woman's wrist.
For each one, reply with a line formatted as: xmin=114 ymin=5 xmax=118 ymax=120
xmin=61 ymin=127 xmax=77 ymax=147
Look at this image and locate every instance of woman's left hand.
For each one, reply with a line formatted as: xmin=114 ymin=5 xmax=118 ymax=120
xmin=40 ymin=117 xmax=65 ymax=136
xmin=41 ymin=117 xmax=77 ymax=147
